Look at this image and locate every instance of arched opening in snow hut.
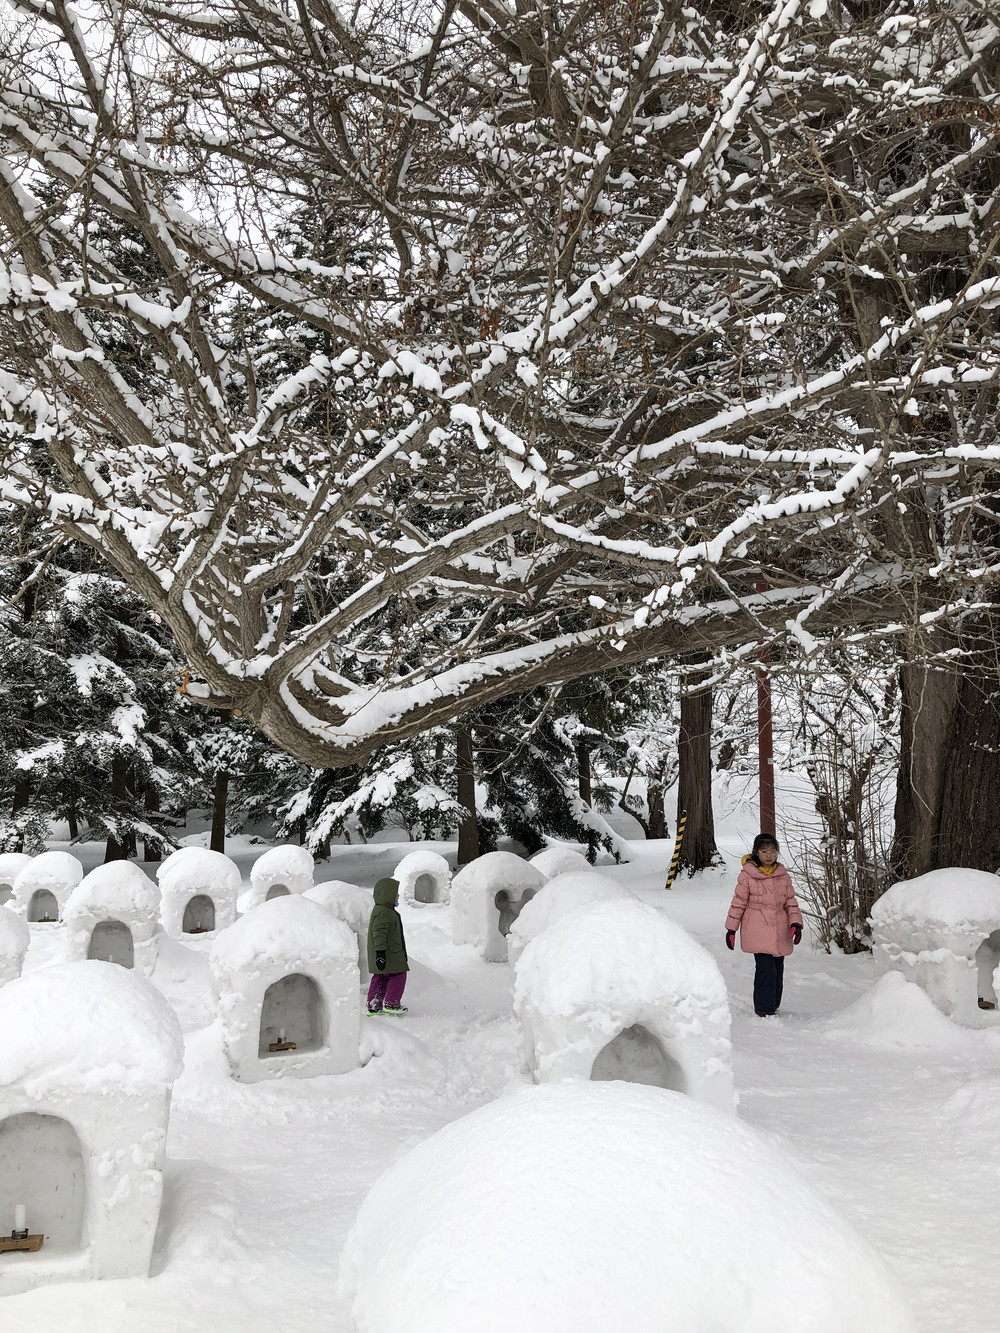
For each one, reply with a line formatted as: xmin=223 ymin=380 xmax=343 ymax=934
xmin=87 ymin=919 xmax=135 ymax=969
xmin=258 ymin=973 xmax=325 ymax=1058
xmin=28 ymin=889 xmax=59 ymax=923
xmin=413 ymin=873 xmax=437 ymax=904
xmin=0 ymin=882 xmax=13 ymax=906
xmin=265 ymin=884 xmax=290 ymax=901
xmin=590 ymin=1024 xmax=688 ymax=1094
xmin=182 ymin=894 xmax=215 ymax=934
xmin=975 ymin=929 xmax=1000 ymax=1010
xmin=495 ymin=886 xmax=539 ymax=936
xmin=0 ymin=1113 xmax=86 ymax=1251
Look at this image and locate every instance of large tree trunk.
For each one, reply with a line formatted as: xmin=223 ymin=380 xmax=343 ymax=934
xmin=104 ymin=756 xmax=130 ymax=861
xmin=142 ymin=784 xmax=159 ymax=861
xmin=576 ymin=741 xmax=599 ymax=863
xmin=456 ymin=726 xmax=480 ymax=865
xmin=891 ymin=628 xmax=1000 ymax=877
xmin=211 ymin=770 xmax=229 ymax=853
xmin=676 ymin=673 xmax=719 ymax=872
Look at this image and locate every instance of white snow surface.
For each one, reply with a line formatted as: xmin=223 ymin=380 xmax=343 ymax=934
xmin=304 ymin=879 xmax=372 ymax=937
xmin=822 ymin=972 xmax=980 ymax=1053
xmin=394 ymin=849 xmax=451 ymax=904
xmin=249 ymin=844 xmax=314 ymax=897
xmin=339 ymin=1081 xmax=916 ymax=1333
xmin=11 ymin=849 xmax=84 ymax=908
xmin=0 ymin=903 xmax=30 ymax=985
xmin=506 ymin=869 xmax=635 ymax=965
xmin=0 ymin=851 xmax=32 ymax=886
xmin=65 ymin=860 xmax=160 ymax=927
xmin=528 ymin=845 xmax=593 ymax=878
xmin=451 ymin=850 xmax=544 ymax=960
xmin=157 ymin=847 xmax=242 ymax=895
xmin=0 ymin=960 xmax=183 ymax=1093
xmin=870 ymin=868 xmax=1000 ymax=949
xmin=211 ymin=893 xmax=358 ymax=977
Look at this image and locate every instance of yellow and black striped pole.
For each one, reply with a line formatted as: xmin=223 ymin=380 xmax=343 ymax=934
xmin=664 ymin=810 xmax=687 ymax=891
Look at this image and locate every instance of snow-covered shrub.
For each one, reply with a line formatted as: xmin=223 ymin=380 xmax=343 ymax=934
xmin=513 ymin=899 xmax=735 ymax=1111
xmin=507 ymin=870 xmax=635 ymax=967
xmin=0 ymin=961 xmax=183 ymax=1296
xmin=158 ymin=847 xmax=240 ymax=937
xmin=10 ymin=850 xmax=84 ymax=923
xmin=527 ymin=846 xmax=592 ymax=879
xmin=304 ymin=880 xmax=373 ymax=982
xmin=63 ymin=862 xmax=161 ymax=975
xmin=210 ymin=895 xmax=360 ymax=1082
xmin=339 ymin=1082 xmax=915 ymax=1333
xmin=395 ymin=850 xmax=450 ymax=905
xmin=0 ymin=905 xmax=30 ymax=987
xmin=0 ymin=852 xmax=32 ymax=906
xmin=870 ymin=868 xmax=1000 ymax=1022
xmin=244 ymin=844 xmax=314 ymax=911
xmin=450 ymin=852 xmax=545 ymax=962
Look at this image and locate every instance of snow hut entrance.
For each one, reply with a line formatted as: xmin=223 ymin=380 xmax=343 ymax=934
xmin=258 ymin=973 xmax=324 ymax=1057
xmin=0 ymin=883 xmax=12 ymax=906
xmin=87 ymin=919 xmax=135 ymax=968
xmin=975 ymin=929 xmax=1000 ymax=1009
xmin=590 ymin=1024 xmax=687 ymax=1093
xmin=0 ymin=1113 xmax=85 ymax=1251
xmin=265 ymin=884 xmax=290 ymax=901
xmin=28 ymin=889 xmax=58 ymax=923
xmin=413 ymin=874 xmax=436 ymax=904
xmin=182 ymin=894 xmax=215 ymax=934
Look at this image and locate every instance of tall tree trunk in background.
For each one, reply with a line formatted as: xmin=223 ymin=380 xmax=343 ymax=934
xmin=677 ymin=670 xmax=719 ymax=872
xmin=891 ymin=621 xmax=1000 ymax=878
xmin=576 ymin=741 xmax=598 ymax=863
xmin=104 ymin=756 xmax=129 ymax=861
xmin=646 ymin=778 xmax=668 ymax=840
xmin=142 ymin=784 xmax=159 ymax=861
xmin=211 ymin=770 xmax=229 ymax=853
xmin=456 ymin=726 xmax=479 ymax=865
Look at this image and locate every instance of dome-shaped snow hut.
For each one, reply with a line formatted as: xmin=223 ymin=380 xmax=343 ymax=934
xmin=63 ymin=861 xmax=160 ymax=974
xmin=10 ymin=851 xmax=84 ymax=923
xmin=528 ymin=846 xmax=593 ymax=879
xmin=210 ymin=895 xmax=360 ymax=1082
xmin=395 ymin=850 xmax=451 ymax=906
xmin=451 ymin=851 xmax=545 ymax=962
xmin=513 ymin=898 xmax=735 ymax=1112
xmin=242 ymin=844 xmax=314 ymax=912
xmin=158 ymin=847 xmax=240 ymax=937
xmin=0 ymin=853 xmax=32 ymax=906
xmin=304 ymin=879 xmax=373 ymax=982
xmin=0 ymin=961 xmax=183 ymax=1295
xmin=870 ymin=868 xmax=1000 ymax=1021
xmin=507 ymin=870 xmax=636 ymax=967
xmin=0 ymin=905 xmax=30 ymax=987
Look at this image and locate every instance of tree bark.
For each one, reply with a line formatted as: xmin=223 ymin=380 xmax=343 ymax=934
xmin=456 ymin=726 xmax=480 ymax=865
xmin=677 ymin=672 xmax=719 ymax=872
xmin=104 ymin=756 xmax=130 ymax=861
xmin=211 ymin=770 xmax=229 ymax=853
xmin=646 ymin=780 xmax=668 ymax=840
xmin=142 ymin=784 xmax=159 ymax=861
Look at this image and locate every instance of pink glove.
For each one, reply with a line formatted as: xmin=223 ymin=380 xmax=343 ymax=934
xmin=725 ymin=930 xmax=736 ymax=951
xmin=790 ymin=923 xmax=802 ymax=946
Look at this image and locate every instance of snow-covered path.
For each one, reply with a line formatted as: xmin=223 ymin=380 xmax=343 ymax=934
xmin=6 ymin=837 xmax=1000 ymax=1331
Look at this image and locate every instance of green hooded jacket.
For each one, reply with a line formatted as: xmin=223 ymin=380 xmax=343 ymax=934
xmin=367 ymin=877 xmax=409 ymax=973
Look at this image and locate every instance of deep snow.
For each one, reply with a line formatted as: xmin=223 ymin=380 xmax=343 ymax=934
xmin=4 ymin=794 xmax=1000 ymax=1330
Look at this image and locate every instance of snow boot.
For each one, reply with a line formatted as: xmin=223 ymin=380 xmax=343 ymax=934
xmin=367 ymin=1000 xmax=383 ymax=1015
xmin=381 ymin=1004 xmax=408 ymax=1016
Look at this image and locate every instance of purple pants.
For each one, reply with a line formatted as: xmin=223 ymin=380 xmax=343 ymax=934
xmin=367 ymin=971 xmax=407 ymax=1007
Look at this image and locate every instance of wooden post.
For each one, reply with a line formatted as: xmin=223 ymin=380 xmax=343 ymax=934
xmin=664 ymin=811 xmax=687 ymax=890
xmin=211 ymin=770 xmax=228 ymax=853
xmin=756 ymin=582 xmax=776 ymax=836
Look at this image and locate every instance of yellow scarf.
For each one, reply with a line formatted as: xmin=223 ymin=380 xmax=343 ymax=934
xmin=742 ymin=854 xmax=778 ymax=875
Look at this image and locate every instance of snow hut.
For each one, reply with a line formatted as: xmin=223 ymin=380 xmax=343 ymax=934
xmin=158 ymin=847 xmax=240 ymax=937
xmin=0 ymin=853 xmax=32 ymax=907
xmin=0 ymin=961 xmax=183 ymax=1296
xmin=395 ymin=850 xmax=451 ymax=905
xmin=513 ymin=899 xmax=735 ymax=1112
xmin=63 ymin=862 xmax=160 ymax=975
xmin=0 ymin=906 xmax=30 ymax=988
xmin=451 ymin=851 xmax=545 ymax=962
xmin=243 ymin=844 xmax=314 ymax=912
xmin=340 ymin=1082 xmax=915 ymax=1333
xmin=11 ymin=850 xmax=84 ymax=923
xmin=210 ymin=895 xmax=360 ymax=1083
xmin=304 ymin=879 xmax=373 ymax=983
xmin=528 ymin=845 xmax=593 ymax=879
xmin=870 ymin=868 xmax=1000 ymax=1022
xmin=507 ymin=870 xmax=636 ymax=967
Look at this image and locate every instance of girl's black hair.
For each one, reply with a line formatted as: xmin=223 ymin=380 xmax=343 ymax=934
xmin=748 ymin=832 xmax=779 ymax=867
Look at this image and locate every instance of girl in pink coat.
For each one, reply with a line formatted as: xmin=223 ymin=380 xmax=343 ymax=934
xmin=725 ymin=833 xmax=804 ymax=1017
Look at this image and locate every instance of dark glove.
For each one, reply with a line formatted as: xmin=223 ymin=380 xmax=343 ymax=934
xmin=375 ymin=951 xmax=386 ymax=971
xmin=790 ymin=923 xmax=802 ymax=946
xmin=725 ymin=930 xmax=736 ymax=951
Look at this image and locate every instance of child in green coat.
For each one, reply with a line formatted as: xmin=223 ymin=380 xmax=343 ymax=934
xmin=367 ymin=876 xmax=409 ymax=1015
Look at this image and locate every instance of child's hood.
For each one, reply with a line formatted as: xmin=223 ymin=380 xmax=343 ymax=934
xmin=740 ymin=855 xmax=781 ymax=877
xmin=373 ymin=876 xmax=400 ymax=906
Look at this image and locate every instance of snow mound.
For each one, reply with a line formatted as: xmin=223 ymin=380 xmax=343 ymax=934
xmin=247 ymin=844 xmax=314 ymax=905
xmin=395 ymin=850 xmax=450 ymax=905
xmin=451 ymin=851 xmax=545 ymax=961
xmin=0 ymin=851 xmax=32 ymax=897
xmin=528 ymin=845 xmax=592 ymax=878
xmin=11 ymin=849 xmax=84 ymax=919
xmin=305 ymin=879 xmax=371 ymax=935
xmin=823 ymin=972 xmax=977 ymax=1052
xmin=0 ymin=904 xmax=30 ymax=986
xmin=158 ymin=847 xmax=242 ymax=895
xmin=0 ymin=960 xmax=183 ymax=1093
xmin=871 ymin=868 xmax=1000 ymax=950
xmin=514 ymin=898 xmax=734 ymax=1110
xmin=63 ymin=861 xmax=161 ymax=974
xmin=507 ymin=870 xmax=635 ymax=965
xmin=339 ymin=1081 xmax=915 ymax=1333
xmin=211 ymin=893 xmax=358 ymax=978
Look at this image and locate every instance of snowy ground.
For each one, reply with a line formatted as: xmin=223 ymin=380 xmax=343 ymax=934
xmin=6 ymin=790 xmax=1000 ymax=1331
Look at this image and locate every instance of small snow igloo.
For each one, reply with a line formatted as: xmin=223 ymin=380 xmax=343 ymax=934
xmin=0 ymin=853 xmax=32 ymax=906
xmin=304 ymin=879 xmax=373 ymax=983
xmin=242 ymin=844 xmax=314 ymax=912
xmin=870 ymin=868 xmax=1000 ymax=1022
xmin=0 ymin=905 xmax=30 ymax=987
xmin=507 ymin=870 xmax=636 ymax=967
xmin=158 ymin=847 xmax=240 ymax=937
xmin=395 ymin=850 xmax=451 ymax=906
xmin=513 ymin=898 xmax=735 ymax=1112
xmin=210 ymin=895 xmax=360 ymax=1082
xmin=451 ymin=851 xmax=545 ymax=962
xmin=528 ymin=845 xmax=593 ymax=879
xmin=63 ymin=862 xmax=160 ymax=975
xmin=0 ymin=961 xmax=183 ymax=1296
xmin=11 ymin=851 xmax=84 ymax=924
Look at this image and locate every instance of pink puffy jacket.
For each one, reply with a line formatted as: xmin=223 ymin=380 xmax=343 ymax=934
xmin=725 ymin=860 xmax=804 ymax=956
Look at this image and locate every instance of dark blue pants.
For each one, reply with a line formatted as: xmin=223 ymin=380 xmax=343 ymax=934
xmin=753 ymin=954 xmax=784 ymax=1016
